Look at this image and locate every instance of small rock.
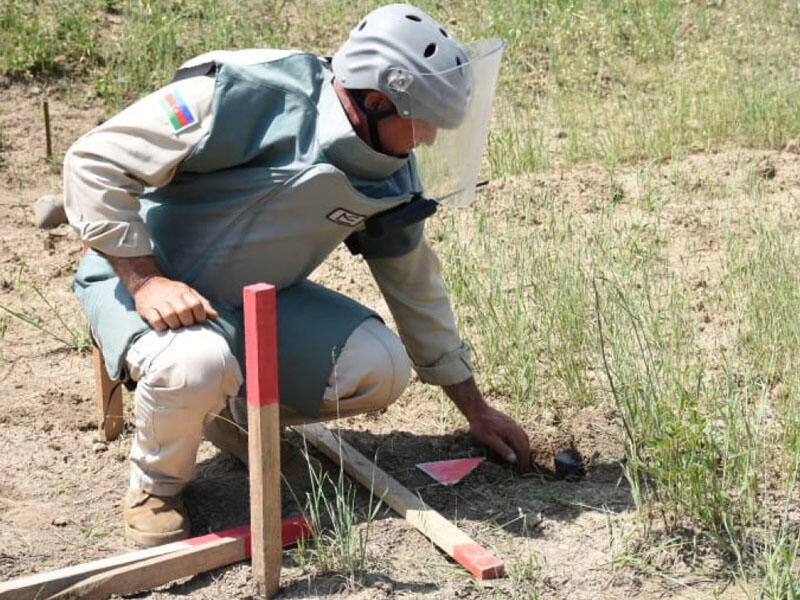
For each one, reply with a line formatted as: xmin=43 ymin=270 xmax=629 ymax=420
xmin=34 ymin=194 xmax=68 ymax=229
xmin=92 ymin=441 xmax=108 ymax=453
xmin=756 ymin=162 xmax=776 ymax=180
xmin=551 ymin=128 xmax=568 ymax=139
xmin=52 ymin=517 xmax=69 ymax=527
xmin=373 ymin=580 xmax=394 ymax=594
xmin=772 ymin=383 xmax=790 ymax=402
xmin=554 ymin=449 xmax=586 ymax=479
xmin=785 ymin=139 xmax=800 ymax=154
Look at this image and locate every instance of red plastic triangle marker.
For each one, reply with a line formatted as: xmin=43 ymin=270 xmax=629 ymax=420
xmin=416 ymin=457 xmax=485 ymax=485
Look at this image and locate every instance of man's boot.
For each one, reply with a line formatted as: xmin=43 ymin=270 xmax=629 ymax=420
xmin=124 ymin=488 xmax=190 ymax=547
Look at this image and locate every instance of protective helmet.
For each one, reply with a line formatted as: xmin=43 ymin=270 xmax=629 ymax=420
xmin=332 ymin=3 xmax=473 ymax=129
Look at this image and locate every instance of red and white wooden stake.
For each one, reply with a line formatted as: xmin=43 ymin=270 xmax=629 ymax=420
xmin=243 ymin=283 xmax=282 ymax=599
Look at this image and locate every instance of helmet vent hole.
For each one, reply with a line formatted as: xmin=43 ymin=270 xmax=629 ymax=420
xmin=357 ymin=20 xmax=367 ymax=31
xmin=405 ymin=14 xmax=422 ymax=22
xmin=424 ymin=43 xmax=437 ymax=58
xmin=439 ymin=27 xmax=449 ymax=38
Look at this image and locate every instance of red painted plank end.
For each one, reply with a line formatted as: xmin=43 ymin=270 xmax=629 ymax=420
xmin=452 ymin=542 xmax=505 ymax=580
xmin=182 ymin=516 xmax=314 ymax=558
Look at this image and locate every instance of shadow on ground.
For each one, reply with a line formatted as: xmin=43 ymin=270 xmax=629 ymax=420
xmin=175 ymin=425 xmax=633 ymax=597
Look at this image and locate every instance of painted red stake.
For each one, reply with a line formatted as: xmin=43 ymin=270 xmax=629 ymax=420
xmin=243 ymin=283 xmax=281 ymax=599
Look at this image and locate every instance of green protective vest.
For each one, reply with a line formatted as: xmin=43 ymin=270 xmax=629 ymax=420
xmin=75 ymin=53 xmax=424 ymax=416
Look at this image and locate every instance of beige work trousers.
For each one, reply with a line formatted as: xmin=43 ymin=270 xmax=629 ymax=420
xmin=126 ymin=317 xmax=411 ymax=496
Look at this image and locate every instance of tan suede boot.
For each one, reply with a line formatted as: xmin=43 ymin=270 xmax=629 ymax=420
xmin=124 ymin=489 xmax=190 ymax=547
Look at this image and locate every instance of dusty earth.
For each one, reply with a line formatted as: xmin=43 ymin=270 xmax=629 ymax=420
xmin=2 ymin=78 xmax=793 ymax=599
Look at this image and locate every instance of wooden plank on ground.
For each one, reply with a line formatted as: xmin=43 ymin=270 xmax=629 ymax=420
xmin=48 ymin=530 xmax=247 ymax=600
xmin=294 ymin=423 xmax=505 ymax=580
xmin=0 ymin=519 xmax=311 ymax=600
xmin=243 ymin=283 xmax=282 ymax=599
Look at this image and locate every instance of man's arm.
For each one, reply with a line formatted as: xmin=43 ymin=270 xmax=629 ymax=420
xmin=366 ymin=238 xmax=531 ymax=471
xmin=65 ymin=76 xmax=219 ymax=330
xmin=64 ymin=74 xmax=213 ymax=257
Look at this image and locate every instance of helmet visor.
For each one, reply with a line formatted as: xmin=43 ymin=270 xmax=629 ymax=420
xmin=409 ymin=38 xmax=505 ymax=208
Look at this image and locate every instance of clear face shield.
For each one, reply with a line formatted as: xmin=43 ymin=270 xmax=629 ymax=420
xmin=407 ymin=38 xmax=505 ymax=208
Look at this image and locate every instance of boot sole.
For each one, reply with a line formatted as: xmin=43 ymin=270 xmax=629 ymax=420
xmin=125 ymin=523 xmax=190 ymax=547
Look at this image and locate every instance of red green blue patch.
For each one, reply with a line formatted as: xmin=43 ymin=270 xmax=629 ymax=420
xmin=159 ymin=89 xmax=197 ymax=132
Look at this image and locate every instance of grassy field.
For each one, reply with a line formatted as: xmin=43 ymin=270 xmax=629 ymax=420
xmin=3 ymin=0 xmax=800 ymax=597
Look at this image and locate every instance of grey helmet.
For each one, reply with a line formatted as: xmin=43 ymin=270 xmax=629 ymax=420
xmin=332 ymin=3 xmax=473 ymax=129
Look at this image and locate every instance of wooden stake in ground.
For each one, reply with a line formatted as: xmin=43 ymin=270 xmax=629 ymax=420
xmin=295 ymin=423 xmax=505 ymax=580
xmin=43 ymin=99 xmax=52 ymax=159
xmin=92 ymin=345 xmax=123 ymax=441
xmin=243 ymin=283 xmax=282 ymax=598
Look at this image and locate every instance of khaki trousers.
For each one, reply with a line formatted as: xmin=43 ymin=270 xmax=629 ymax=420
xmin=126 ymin=317 xmax=411 ymax=496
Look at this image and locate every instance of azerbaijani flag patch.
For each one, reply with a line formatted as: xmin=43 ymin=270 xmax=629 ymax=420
xmin=158 ymin=88 xmax=197 ymax=132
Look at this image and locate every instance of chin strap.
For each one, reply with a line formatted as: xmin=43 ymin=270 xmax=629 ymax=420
xmin=351 ymin=90 xmax=398 ymax=155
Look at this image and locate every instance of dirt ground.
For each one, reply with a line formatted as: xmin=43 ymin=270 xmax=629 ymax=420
xmin=2 ymin=79 xmax=790 ymax=599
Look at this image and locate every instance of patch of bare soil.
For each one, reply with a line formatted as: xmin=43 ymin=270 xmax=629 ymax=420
xmin=4 ymin=79 xmax=792 ymax=599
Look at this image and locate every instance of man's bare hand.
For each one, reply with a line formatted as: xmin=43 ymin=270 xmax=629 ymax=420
xmin=465 ymin=404 xmax=531 ymax=472
xmin=102 ymin=253 xmax=218 ymax=331
xmin=133 ymin=276 xmax=218 ymax=331
xmin=443 ymin=377 xmax=531 ymax=472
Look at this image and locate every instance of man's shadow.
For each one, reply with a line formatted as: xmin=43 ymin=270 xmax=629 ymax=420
xmin=168 ymin=426 xmax=632 ymax=597
xmin=187 ymin=425 xmax=632 ymax=540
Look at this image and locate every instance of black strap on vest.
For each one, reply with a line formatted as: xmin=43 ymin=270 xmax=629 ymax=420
xmin=363 ymin=193 xmax=438 ymax=236
xmin=171 ymin=61 xmax=217 ymax=83
xmin=343 ymin=180 xmax=489 ymax=254
xmin=344 ymin=193 xmax=438 ymax=255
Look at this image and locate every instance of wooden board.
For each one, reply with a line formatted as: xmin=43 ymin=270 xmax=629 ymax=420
xmin=48 ymin=532 xmax=246 ymax=600
xmin=0 ymin=519 xmax=311 ymax=600
xmin=294 ymin=423 xmax=505 ymax=580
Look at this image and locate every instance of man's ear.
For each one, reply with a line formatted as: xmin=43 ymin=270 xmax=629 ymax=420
xmin=362 ymin=91 xmax=395 ymax=113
